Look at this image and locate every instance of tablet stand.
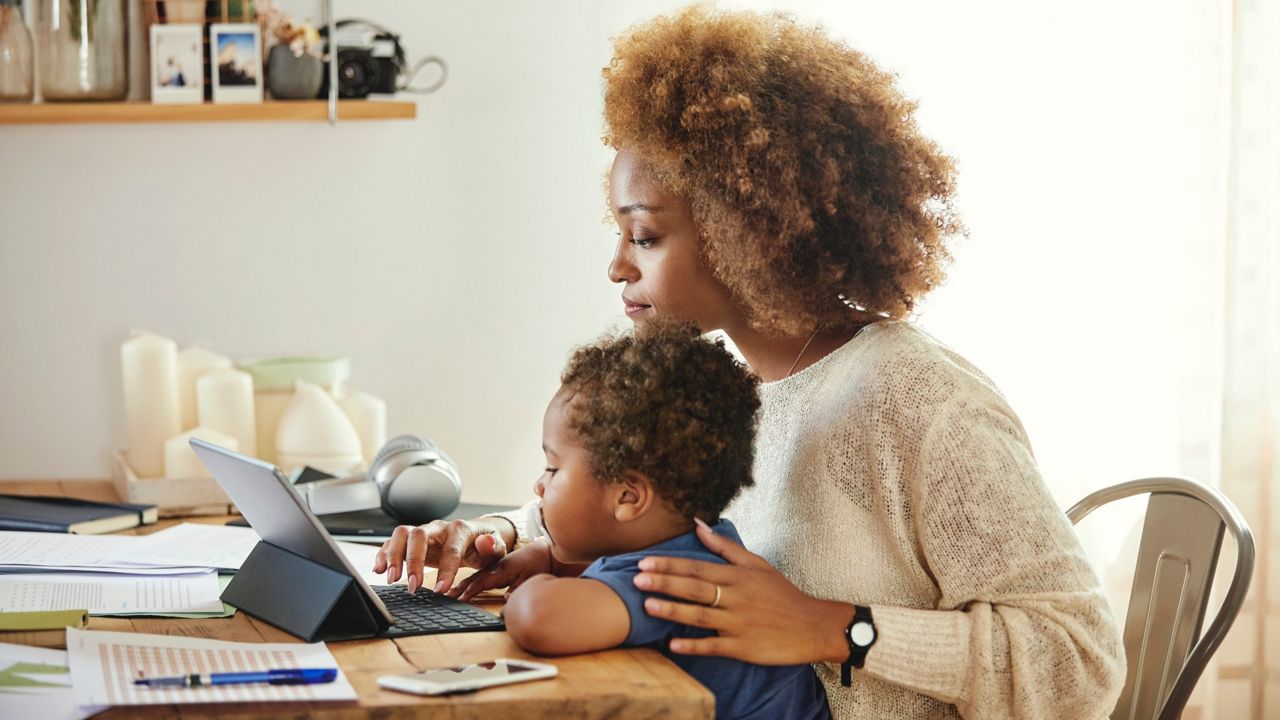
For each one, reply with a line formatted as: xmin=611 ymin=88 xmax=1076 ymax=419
xmin=222 ymin=540 xmax=386 ymax=642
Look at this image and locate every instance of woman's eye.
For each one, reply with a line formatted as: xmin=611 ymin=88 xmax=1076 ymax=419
xmin=630 ymin=236 xmax=657 ymax=249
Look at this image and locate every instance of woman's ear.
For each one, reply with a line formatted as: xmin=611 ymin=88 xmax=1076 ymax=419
xmin=612 ymin=470 xmax=656 ymax=523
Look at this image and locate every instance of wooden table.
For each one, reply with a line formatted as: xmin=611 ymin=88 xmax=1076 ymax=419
xmin=0 ymin=480 xmax=714 ymax=719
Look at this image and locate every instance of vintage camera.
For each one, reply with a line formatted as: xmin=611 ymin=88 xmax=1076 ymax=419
xmin=318 ymin=20 xmax=405 ymax=98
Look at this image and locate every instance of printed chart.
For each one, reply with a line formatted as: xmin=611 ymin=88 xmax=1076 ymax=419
xmin=66 ymin=628 xmax=355 ymax=706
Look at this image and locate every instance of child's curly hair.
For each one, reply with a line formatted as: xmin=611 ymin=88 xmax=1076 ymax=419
xmin=603 ymin=5 xmax=965 ymax=335
xmin=560 ymin=321 xmax=760 ymax=521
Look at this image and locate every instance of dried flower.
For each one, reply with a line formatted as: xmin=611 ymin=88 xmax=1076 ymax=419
xmin=256 ymin=0 xmax=319 ymax=57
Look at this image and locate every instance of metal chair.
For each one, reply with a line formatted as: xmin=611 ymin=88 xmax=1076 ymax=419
xmin=1067 ymin=477 xmax=1255 ymax=720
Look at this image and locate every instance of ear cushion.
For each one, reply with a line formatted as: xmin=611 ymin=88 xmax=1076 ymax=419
xmin=369 ymin=434 xmax=431 ymax=475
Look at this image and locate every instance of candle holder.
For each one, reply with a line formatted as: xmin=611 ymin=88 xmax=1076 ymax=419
xmin=111 ymin=450 xmax=236 ymax=518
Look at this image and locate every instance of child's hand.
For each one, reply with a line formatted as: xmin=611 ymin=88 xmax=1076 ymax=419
xmin=445 ymin=541 xmax=556 ymax=602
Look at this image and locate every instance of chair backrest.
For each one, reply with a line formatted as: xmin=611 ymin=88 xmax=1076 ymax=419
xmin=1067 ymin=477 xmax=1254 ymax=720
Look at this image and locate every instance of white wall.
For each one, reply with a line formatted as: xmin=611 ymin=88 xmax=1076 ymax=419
xmin=0 ymin=1 xmax=1228 ymax=511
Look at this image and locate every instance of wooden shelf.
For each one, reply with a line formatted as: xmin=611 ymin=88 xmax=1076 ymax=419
xmin=0 ymin=99 xmax=417 ymax=125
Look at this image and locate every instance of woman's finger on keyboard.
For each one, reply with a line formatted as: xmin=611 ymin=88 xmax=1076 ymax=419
xmin=376 ymin=525 xmax=414 ymax=583
xmin=405 ymin=526 xmax=431 ymax=593
xmin=432 ymin=520 xmax=482 ymax=593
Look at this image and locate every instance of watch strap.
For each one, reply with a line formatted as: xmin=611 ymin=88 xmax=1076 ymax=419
xmin=841 ymin=604 xmax=875 ymax=687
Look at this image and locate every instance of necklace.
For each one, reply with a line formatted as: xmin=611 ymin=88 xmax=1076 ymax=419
xmin=784 ymin=329 xmax=820 ymax=379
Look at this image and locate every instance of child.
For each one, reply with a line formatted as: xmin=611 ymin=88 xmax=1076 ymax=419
xmin=489 ymin=322 xmax=830 ymax=720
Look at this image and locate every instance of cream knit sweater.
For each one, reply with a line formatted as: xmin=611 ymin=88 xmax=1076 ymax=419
xmin=499 ymin=321 xmax=1125 ymax=719
xmin=725 ymin=321 xmax=1125 ymax=719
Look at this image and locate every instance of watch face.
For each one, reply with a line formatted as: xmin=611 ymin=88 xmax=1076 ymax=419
xmin=849 ymin=621 xmax=875 ymax=647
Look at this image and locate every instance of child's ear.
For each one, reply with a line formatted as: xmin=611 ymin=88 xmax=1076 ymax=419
xmin=612 ymin=470 xmax=655 ymax=523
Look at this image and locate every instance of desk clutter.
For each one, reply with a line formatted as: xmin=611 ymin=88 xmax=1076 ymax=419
xmin=118 ymin=331 xmax=387 ymax=516
xmin=0 ymin=520 xmax=373 ymax=718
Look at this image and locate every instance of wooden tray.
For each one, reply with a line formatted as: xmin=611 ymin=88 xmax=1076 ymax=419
xmin=110 ymin=450 xmax=236 ymax=517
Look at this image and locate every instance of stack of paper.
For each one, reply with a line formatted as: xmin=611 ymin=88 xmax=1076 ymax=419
xmin=0 ymin=524 xmax=388 ymax=617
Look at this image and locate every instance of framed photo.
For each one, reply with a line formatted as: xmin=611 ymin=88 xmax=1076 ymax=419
xmin=210 ymin=23 xmax=263 ymax=104
xmin=150 ymin=24 xmax=203 ymax=104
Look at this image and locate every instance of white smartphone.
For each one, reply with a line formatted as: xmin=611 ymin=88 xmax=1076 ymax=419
xmin=377 ymin=658 xmax=558 ymax=696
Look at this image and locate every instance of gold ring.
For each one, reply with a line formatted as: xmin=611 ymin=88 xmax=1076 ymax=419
xmin=710 ymin=584 xmax=722 ymax=609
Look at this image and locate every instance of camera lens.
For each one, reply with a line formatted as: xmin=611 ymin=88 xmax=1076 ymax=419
xmin=335 ymin=49 xmax=380 ymax=98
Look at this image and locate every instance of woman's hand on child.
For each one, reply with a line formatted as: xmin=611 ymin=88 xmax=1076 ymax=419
xmin=372 ymin=518 xmax=512 ymax=594
xmin=633 ymin=520 xmax=855 ymax=666
xmin=445 ymin=541 xmax=555 ymax=602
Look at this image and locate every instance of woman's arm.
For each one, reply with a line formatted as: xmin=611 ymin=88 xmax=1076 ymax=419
xmin=637 ymin=395 xmax=1126 ymax=719
xmin=503 ymin=575 xmax=630 ymax=656
xmin=862 ymin=393 xmax=1125 ymax=718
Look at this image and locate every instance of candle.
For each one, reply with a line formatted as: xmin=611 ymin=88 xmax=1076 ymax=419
xmin=276 ymin=380 xmax=363 ymax=475
xmin=196 ymin=368 xmax=258 ymax=458
xmin=342 ymin=389 xmax=386 ymax=467
xmin=164 ymin=426 xmax=239 ymax=478
xmin=121 ymin=331 xmax=181 ymax=478
xmin=176 ymin=346 xmax=232 ymax=430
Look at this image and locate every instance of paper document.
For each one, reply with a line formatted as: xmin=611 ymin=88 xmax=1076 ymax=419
xmin=0 ymin=564 xmax=210 ymax=576
xmin=0 ymin=532 xmax=141 ymax=569
xmin=0 ymin=524 xmax=389 ymax=592
xmin=109 ymin=574 xmax=237 ymax=619
xmin=129 ymin=523 xmax=261 ymax=571
xmin=134 ymin=522 xmax=391 ymax=587
xmin=0 ymin=642 xmax=105 ymax=720
xmin=0 ymin=572 xmax=223 ymax=614
xmin=66 ymin=628 xmax=356 ymax=706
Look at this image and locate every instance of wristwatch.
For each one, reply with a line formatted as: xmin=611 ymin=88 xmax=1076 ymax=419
xmin=841 ymin=605 xmax=876 ymax=687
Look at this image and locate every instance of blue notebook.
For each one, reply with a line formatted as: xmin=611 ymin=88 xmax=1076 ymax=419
xmin=0 ymin=494 xmax=157 ymax=535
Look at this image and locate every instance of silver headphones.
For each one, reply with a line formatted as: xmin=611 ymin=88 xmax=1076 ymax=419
xmin=368 ymin=434 xmax=463 ymax=524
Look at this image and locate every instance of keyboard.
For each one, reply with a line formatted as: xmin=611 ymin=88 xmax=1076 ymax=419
xmin=373 ymin=585 xmax=505 ymax=637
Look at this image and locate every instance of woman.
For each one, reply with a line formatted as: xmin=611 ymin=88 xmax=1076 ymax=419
xmin=374 ymin=7 xmax=1125 ymax=718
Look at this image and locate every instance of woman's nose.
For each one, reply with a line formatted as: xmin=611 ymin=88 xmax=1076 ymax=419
xmin=608 ymin=238 xmax=637 ymax=284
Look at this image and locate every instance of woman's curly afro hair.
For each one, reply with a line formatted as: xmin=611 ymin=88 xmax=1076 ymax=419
xmin=560 ymin=320 xmax=760 ymax=522
xmin=603 ymin=5 xmax=965 ymax=334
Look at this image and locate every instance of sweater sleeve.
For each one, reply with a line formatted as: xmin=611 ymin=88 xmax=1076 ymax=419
xmin=859 ymin=392 xmax=1126 ymax=720
xmin=482 ymin=498 xmax=539 ymax=548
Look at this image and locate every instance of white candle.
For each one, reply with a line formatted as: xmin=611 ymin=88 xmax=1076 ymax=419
xmin=176 ymin=346 xmax=231 ymax=430
xmin=164 ymin=426 xmax=239 ymax=478
xmin=196 ymin=368 xmax=258 ymax=458
xmin=121 ymin=331 xmax=181 ymax=478
xmin=342 ymin=389 xmax=386 ymax=467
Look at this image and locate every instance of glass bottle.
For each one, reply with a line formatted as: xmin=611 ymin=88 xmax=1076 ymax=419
xmin=38 ymin=0 xmax=127 ymax=101
xmin=0 ymin=0 xmax=34 ymax=102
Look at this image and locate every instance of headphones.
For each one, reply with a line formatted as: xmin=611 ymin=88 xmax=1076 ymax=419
xmin=297 ymin=434 xmax=462 ymax=525
xmin=368 ymin=434 xmax=463 ymax=524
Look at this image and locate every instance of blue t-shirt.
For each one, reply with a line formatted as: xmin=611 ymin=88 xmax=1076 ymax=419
xmin=581 ymin=520 xmax=831 ymax=720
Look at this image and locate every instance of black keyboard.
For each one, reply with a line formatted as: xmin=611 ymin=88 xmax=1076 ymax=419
xmin=374 ymin=585 xmax=505 ymax=637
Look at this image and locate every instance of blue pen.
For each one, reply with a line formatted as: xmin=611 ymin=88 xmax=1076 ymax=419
xmin=134 ymin=668 xmax=337 ymax=688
